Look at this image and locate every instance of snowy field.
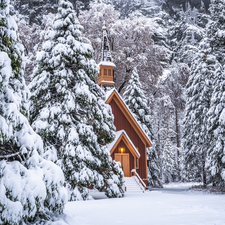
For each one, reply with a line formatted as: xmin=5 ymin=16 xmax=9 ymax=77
xmin=51 ymin=183 xmax=225 ymax=225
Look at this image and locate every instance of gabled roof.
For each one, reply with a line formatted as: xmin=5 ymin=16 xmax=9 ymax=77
xmin=106 ymin=130 xmax=140 ymax=158
xmin=105 ymin=88 xmax=152 ymax=147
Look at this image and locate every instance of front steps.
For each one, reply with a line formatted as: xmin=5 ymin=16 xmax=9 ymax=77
xmin=124 ymin=176 xmax=145 ymax=193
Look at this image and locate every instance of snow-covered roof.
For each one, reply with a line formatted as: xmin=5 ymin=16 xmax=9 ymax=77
xmin=105 ymin=88 xmax=152 ymax=146
xmin=105 ymin=88 xmax=115 ymax=101
xmin=106 ymin=130 xmax=140 ymax=157
xmin=99 ymin=61 xmax=116 ymax=67
xmin=99 ymin=80 xmax=114 ymax=84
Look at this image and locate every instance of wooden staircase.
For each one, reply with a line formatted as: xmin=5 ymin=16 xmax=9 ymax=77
xmin=124 ymin=176 xmax=145 ymax=193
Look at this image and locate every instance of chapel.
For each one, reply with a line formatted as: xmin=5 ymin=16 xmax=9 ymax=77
xmin=97 ymin=25 xmax=152 ymax=188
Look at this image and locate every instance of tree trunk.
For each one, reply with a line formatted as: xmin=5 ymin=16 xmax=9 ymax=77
xmin=175 ymin=109 xmax=181 ymax=181
xmin=156 ymin=119 xmax=162 ymax=179
xmin=202 ymin=147 xmax=207 ymax=186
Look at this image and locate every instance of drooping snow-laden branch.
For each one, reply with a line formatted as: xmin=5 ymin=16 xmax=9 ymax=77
xmin=0 ymin=150 xmax=26 ymax=162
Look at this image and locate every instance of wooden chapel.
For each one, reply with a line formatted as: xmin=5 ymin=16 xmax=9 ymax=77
xmin=97 ymin=25 xmax=151 ymax=186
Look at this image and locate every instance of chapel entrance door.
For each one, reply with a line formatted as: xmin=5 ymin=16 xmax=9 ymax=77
xmin=115 ymin=153 xmax=130 ymax=177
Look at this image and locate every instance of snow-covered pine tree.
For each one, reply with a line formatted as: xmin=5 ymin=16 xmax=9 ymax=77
xmin=183 ymin=42 xmax=219 ymax=185
xmin=154 ymin=93 xmax=178 ymax=182
xmin=0 ymin=1 xmax=67 ymax=224
xmin=162 ymin=64 xmax=189 ymax=181
xmin=123 ymin=67 xmax=161 ymax=187
xmin=123 ymin=68 xmax=153 ymax=142
xmin=162 ymin=122 xmax=176 ymax=183
xmin=147 ymin=141 xmax=162 ymax=187
xmin=168 ymin=4 xmax=206 ymax=67
xmin=207 ymin=0 xmax=225 ymax=65
xmin=29 ymin=0 xmax=124 ymax=200
xmin=207 ymin=65 xmax=225 ymax=187
xmin=205 ymin=0 xmax=225 ymax=188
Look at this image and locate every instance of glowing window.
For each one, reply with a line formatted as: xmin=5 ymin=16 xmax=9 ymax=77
xmin=119 ymin=147 xmax=124 ymax=153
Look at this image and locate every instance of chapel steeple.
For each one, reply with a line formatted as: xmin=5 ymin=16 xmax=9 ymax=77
xmin=97 ymin=23 xmax=115 ymax=89
xmin=101 ymin=22 xmax=112 ymax=62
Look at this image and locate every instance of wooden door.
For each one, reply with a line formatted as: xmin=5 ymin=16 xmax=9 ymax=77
xmin=122 ymin=154 xmax=130 ymax=177
xmin=115 ymin=154 xmax=121 ymax=165
xmin=115 ymin=153 xmax=130 ymax=177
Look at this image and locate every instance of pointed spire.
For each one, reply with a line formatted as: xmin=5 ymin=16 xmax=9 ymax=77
xmin=97 ymin=22 xmax=115 ymax=89
xmin=102 ymin=20 xmax=106 ymax=30
xmin=101 ymin=22 xmax=113 ymax=62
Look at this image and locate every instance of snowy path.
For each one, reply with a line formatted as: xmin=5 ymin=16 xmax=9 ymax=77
xmin=150 ymin=182 xmax=195 ymax=193
xmin=52 ymin=184 xmax=225 ymax=225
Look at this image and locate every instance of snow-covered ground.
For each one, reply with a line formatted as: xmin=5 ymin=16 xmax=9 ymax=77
xmin=51 ymin=183 xmax=225 ymax=225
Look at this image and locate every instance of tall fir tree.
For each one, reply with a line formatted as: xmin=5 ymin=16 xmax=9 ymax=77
xmin=183 ymin=42 xmax=219 ymax=185
xmin=207 ymin=0 xmax=225 ymax=65
xmin=205 ymin=0 xmax=225 ymax=188
xmin=29 ymin=0 xmax=124 ymax=200
xmin=147 ymin=141 xmax=162 ymax=187
xmin=0 ymin=0 xmax=67 ymax=224
xmin=123 ymin=67 xmax=162 ymax=187
xmin=207 ymin=65 xmax=225 ymax=187
xmin=162 ymin=122 xmax=176 ymax=183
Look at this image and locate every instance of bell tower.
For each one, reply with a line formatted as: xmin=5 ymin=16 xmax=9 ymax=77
xmin=97 ymin=23 xmax=115 ymax=90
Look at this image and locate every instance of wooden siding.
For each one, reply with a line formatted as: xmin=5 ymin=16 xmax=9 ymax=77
xmin=111 ymin=139 xmax=134 ymax=177
xmin=109 ymin=99 xmax=147 ymax=179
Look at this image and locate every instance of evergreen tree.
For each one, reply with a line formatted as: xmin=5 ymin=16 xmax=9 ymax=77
xmin=205 ymin=0 xmax=225 ymax=188
xmin=123 ymin=68 xmax=153 ymax=139
xmin=168 ymin=5 xmax=207 ymax=67
xmin=207 ymin=65 xmax=225 ymax=187
xmin=158 ymin=64 xmax=189 ymax=181
xmin=183 ymin=42 xmax=218 ymax=185
xmin=207 ymin=0 xmax=225 ymax=65
xmin=162 ymin=124 xmax=176 ymax=183
xmin=123 ymin=67 xmax=161 ymax=187
xmin=29 ymin=0 xmax=124 ymax=200
xmin=0 ymin=0 xmax=67 ymax=224
xmin=147 ymin=141 xmax=162 ymax=187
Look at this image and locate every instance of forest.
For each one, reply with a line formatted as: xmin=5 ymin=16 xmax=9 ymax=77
xmin=0 ymin=0 xmax=225 ymax=224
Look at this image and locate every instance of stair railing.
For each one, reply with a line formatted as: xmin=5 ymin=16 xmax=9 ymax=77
xmin=131 ymin=169 xmax=146 ymax=191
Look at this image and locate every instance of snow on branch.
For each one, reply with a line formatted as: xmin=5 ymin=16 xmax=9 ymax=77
xmin=0 ymin=149 xmax=27 ymax=162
